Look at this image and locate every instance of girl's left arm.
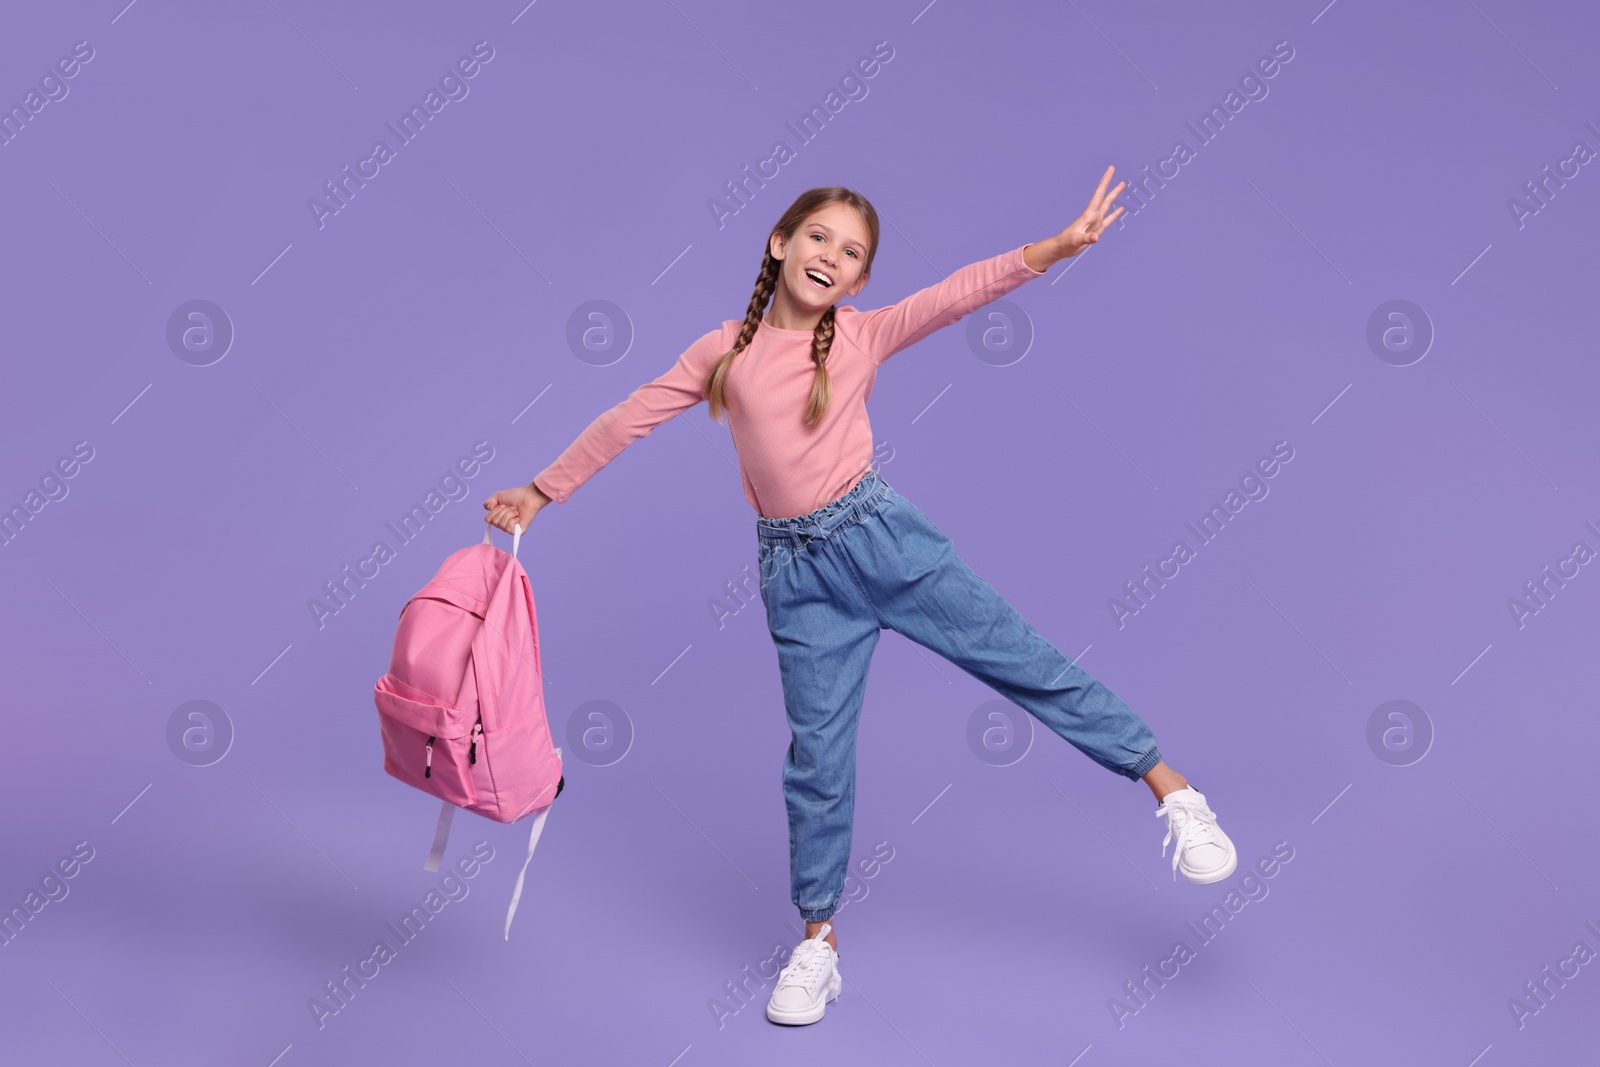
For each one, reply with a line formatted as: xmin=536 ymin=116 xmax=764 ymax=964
xmin=850 ymin=246 xmax=1046 ymax=366
xmin=854 ymin=165 xmax=1127 ymax=366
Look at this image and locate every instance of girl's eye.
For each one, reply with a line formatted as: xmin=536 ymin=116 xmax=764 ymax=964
xmin=810 ymin=232 xmax=859 ymax=258
xmin=810 ymin=233 xmax=858 ymax=257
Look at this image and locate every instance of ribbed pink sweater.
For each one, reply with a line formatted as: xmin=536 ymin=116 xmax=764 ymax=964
xmin=532 ymin=243 xmax=1048 ymax=519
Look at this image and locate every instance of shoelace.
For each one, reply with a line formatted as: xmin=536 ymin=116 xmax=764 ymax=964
xmin=1155 ymin=793 xmax=1221 ymax=880
xmin=775 ymin=937 xmax=833 ymax=991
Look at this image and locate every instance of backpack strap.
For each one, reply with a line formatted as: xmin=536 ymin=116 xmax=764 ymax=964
xmin=423 ymin=794 xmax=553 ymax=939
xmin=421 ymin=793 xmax=552 ymax=940
xmin=503 ymin=803 xmax=552 ymax=940
xmin=481 ymin=521 xmax=523 ymax=559
xmin=423 ymin=799 xmax=455 ymax=872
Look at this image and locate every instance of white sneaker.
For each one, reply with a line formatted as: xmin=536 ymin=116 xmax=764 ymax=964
xmin=766 ymin=922 xmax=842 ymax=1026
xmin=1155 ymin=785 xmax=1237 ymax=884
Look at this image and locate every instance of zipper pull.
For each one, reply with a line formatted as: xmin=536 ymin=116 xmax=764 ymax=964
xmin=469 ymin=721 xmax=483 ymax=765
xmin=424 ymin=734 xmax=435 ymax=778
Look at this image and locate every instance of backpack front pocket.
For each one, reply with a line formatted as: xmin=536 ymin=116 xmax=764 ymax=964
xmin=375 ymin=673 xmax=478 ymax=807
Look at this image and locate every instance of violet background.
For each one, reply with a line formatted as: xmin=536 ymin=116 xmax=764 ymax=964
xmin=2 ymin=0 xmax=1596 ymax=1064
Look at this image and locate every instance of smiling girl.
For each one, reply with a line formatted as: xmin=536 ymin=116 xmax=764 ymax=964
xmin=483 ymin=168 xmax=1236 ymax=1026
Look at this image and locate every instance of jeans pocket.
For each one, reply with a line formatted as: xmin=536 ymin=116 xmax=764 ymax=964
xmin=757 ymin=539 xmax=801 ymax=616
xmin=881 ymin=495 xmax=949 ymax=574
xmin=756 ymin=541 xmax=780 ymax=601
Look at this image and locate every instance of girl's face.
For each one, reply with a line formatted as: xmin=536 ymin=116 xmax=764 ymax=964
xmin=770 ymin=203 xmax=871 ymax=315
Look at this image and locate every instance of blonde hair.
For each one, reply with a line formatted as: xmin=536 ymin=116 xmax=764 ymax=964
xmin=704 ymin=186 xmax=880 ymax=428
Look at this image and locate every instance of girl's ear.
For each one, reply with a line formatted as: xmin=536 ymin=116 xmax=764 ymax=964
xmin=769 ymin=232 xmax=786 ymax=262
xmin=846 ymin=272 xmax=868 ymax=298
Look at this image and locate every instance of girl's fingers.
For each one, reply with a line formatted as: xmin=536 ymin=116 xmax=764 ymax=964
xmin=482 ymin=493 xmax=529 ymax=532
xmin=1090 ymin=166 xmax=1114 ymax=202
xmin=1085 ymin=174 xmax=1122 ymax=216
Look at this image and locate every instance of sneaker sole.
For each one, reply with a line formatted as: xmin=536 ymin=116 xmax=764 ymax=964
xmin=766 ymin=969 xmax=842 ymax=1026
xmin=1180 ymin=842 xmax=1238 ymax=884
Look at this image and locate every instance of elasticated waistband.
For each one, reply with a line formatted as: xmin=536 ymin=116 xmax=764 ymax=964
xmin=755 ymin=468 xmax=889 ymax=549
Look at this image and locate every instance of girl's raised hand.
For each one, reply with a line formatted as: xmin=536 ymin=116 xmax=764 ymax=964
xmin=1057 ymin=165 xmax=1127 ymax=257
xmin=483 ymin=482 xmax=550 ymax=535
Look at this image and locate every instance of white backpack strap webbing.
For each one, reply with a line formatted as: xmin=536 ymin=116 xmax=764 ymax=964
xmin=503 ymin=804 xmax=552 ymax=940
xmin=423 ymin=800 xmax=455 ymax=872
xmin=481 ymin=521 xmax=523 ymax=558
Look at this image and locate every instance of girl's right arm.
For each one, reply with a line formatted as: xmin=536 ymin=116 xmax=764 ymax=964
xmin=482 ymin=325 xmax=727 ymax=527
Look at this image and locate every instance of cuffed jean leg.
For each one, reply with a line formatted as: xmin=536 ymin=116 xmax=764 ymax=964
xmin=758 ymin=530 xmax=883 ymax=924
xmin=851 ymin=488 xmax=1162 ymax=781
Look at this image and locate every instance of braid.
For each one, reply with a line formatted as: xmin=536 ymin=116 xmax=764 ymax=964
xmin=802 ymin=306 xmax=836 ymax=429
xmin=705 ymin=252 xmax=780 ymax=423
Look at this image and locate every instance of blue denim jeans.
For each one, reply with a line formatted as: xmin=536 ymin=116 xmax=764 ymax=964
xmin=755 ymin=468 xmax=1163 ymax=923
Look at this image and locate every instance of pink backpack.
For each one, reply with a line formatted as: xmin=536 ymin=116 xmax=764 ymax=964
xmin=373 ymin=522 xmax=565 ymax=939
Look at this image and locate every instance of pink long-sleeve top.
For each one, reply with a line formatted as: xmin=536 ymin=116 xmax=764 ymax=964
xmin=531 ymin=243 xmax=1048 ymax=519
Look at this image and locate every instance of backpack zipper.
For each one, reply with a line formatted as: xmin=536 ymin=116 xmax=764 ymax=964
xmin=424 ymin=722 xmax=481 ymax=779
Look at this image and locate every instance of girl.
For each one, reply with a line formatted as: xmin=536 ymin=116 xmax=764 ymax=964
xmin=483 ymin=168 xmax=1235 ymax=1027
